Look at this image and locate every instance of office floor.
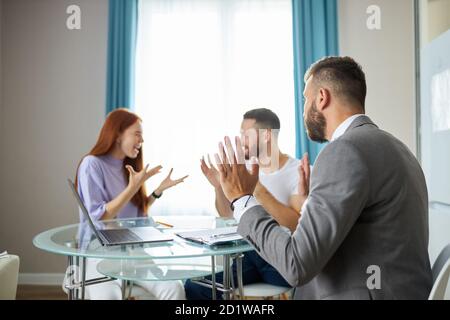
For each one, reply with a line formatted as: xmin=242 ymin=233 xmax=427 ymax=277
xmin=16 ymin=285 xmax=67 ymax=300
xmin=15 ymin=285 xmax=291 ymax=300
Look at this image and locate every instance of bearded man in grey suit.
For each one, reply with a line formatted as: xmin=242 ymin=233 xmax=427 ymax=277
xmin=214 ymin=56 xmax=432 ymax=299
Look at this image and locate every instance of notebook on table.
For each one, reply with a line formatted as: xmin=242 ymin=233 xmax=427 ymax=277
xmin=175 ymin=227 xmax=243 ymax=246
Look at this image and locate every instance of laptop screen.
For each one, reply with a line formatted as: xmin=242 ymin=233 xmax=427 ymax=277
xmin=67 ymin=179 xmax=104 ymax=244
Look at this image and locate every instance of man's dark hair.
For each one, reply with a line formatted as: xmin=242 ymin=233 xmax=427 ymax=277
xmin=243 ymin=108 xmax=280 ymax=130
xmin=305 ymin=56 xmax=367 ymax=110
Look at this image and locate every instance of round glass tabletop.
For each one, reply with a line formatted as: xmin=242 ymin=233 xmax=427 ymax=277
xmin=33 ymin=216 xmax=253 ymax=260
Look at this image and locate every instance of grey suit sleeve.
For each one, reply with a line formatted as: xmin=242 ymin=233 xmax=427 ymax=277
xmin=237 ymin=140 xmax=370 ymax=287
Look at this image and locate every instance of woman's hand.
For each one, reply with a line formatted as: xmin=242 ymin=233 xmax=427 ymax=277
xmin=126 ymin=164 xmax=162 ymax=192
xmin=155 ymin=168 xmax=189 ymax=195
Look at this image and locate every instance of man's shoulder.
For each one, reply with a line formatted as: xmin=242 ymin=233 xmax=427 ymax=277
xmin=276 ymin=155 xmax=300 ymax=176
xmin=283 ymin=155 xmax=300 ymax=168
xmin=339 ymin=121 xmax=404 ymax=155
xmin=257 ymin=155 xmax=300 ymax=190
xmin=340 ymin=120 xmax=384 ymax=144
xmin=287 ymin=155 xmax=301 ymax=165
xmin=316 ymin=138 xmax=367 ymax=167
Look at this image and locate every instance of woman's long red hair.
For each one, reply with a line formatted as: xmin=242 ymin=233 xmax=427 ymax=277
xmin=75 ymin=108 xmax=148 ymax=214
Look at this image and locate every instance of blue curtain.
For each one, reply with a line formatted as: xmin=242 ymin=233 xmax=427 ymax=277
xmin=292 ymin=0 xmax=339 ymax=163
xmin=106 ymin=0 xmax=139 ymax=114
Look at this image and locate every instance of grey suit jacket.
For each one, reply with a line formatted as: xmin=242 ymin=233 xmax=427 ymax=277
xmin=237 ymin=116 xmax=432 ymax=299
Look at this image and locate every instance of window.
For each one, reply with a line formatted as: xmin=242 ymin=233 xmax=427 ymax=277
xmin=135 ymin=0 xmax=295 ymax=215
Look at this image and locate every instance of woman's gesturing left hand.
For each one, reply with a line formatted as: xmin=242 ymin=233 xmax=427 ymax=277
xmin=156 ymin=168 xmax=189 ymax=194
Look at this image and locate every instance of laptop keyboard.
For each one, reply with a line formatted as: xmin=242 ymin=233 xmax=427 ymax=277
xmin=100 ymin=229 xmax=141 ymax=244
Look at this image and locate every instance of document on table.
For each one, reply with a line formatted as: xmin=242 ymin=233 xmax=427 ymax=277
xmin=175 ymin=227 xmax=243 ymax=246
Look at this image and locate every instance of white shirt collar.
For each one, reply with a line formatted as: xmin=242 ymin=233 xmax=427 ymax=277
xmin=330 ymin=114 xmax=365 ymax=142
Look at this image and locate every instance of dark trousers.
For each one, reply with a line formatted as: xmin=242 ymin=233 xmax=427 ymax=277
xmin=184 ymin=250 xmax=291 ymax=300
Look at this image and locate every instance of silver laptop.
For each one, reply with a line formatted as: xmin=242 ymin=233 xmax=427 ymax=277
xmin=68 ymin=179 xmax=173 ymax=246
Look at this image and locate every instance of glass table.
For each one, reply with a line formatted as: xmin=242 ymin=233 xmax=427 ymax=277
xmin=33 ymin=215 xmax=253 ymax=300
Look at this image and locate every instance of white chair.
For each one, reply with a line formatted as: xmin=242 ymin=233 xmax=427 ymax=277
xmin=234 ymin=283 xmax=292 ymax=300
xmin=431 ymin=243 xmax=450 ymax=282
xmin=429 ymin=259 xmax=450 ymax=300
xmin=0 ymin=254 xmax=20 ymax=300
xmin=229 ymin=254 xmax=292 ymax=300
xmin=429 ymin=243 xmax=450 ymax=300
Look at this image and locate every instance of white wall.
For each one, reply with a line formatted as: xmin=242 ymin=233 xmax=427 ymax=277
xmin=338 ymin=0 xmax=417 ymax=155
xmin=0 ymin=0 xmax=3 ymax=134
xmin=419 ymin=0 xmax=450 ymax=48
xmin=0 ymin=0 xmax=108 ymax=275
xmin=427 ymin=0 xmax=450 ymax=42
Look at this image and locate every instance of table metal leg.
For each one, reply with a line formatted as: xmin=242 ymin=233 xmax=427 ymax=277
xmin=230 ymin=265 xmax=236 ymax=300
xmin=64 ymin=256 xmax=114 ymax=300
xmin=67 ymin=256 xmax=74 ymax=300
xmin=211 ymin=255 xmax=216 ymax=300
xmin=81 ymin=257 xmax=86 ymax=300
xmin=127 ymin=281 xmax=134 ymax=299
xmin=121 ymin=280 xmax=127 ymax=300
xmin=190 ymin=252 xmax=246 ymax=301
xmin=222 ymin=254 xmax=231 ymax=300
xmin=236 ymin=253 xmax=244 ymax=300
xmin=74 ymin=256 xmax=80 ymax=299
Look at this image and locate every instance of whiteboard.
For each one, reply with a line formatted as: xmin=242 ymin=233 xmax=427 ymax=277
xmin=420 ymin=29 xmax=450 ymax=206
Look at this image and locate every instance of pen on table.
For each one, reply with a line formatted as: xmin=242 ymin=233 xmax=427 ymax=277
xmin=210 ymin=232 xmax=239 ymax=239
xmin=156 ymin=221 xmax=174 ymax=228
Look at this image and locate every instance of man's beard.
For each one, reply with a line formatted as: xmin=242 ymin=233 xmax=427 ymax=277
xmin=305 ymin=101 xmax=328 ymax=143
xmin=244 ymin=144 xmax=259 ymax=160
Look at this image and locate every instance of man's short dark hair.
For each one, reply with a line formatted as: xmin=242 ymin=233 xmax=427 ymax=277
xmin=243 ymin=108 xmax=280 ymax=130
xmin=304 ymin=56 xmax=367 ymax=110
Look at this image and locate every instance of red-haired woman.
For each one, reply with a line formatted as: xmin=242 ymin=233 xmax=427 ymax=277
xmin=75 ymin=108 xmax=187 ymax=300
